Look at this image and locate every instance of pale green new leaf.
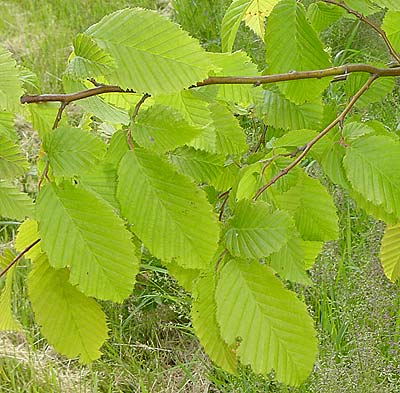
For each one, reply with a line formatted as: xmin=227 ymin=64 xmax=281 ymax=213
xmin=225 ymin=200 xmax=293 ymax=258
xmin=382 ymin=11 xmax=400 ymax=52
xmin=43 ymin=126 xmax=106 ymax=177
xmin=66 ymin=33 xmax=115 ymax=79
xmin=0 ymin=112 xmax=17 ymax=141
xmin=302 ymin=240 xmax=323 ymax=269
xmin=29 ymin=103 xmax=68 ymax=137
xmin=0 ymin=46 xmax=23 ymax=112
xmin=0 ymin=180 xmax=33 ymax=220
xmin=307 ymin=2 xmax=345 ymax=33
xmin=28 ymin=254 xmax=108 ymax=363
xmin=117 ymin=149 xmax=219 ymax=269
xmin=210 ymin=103 xmax=247 ymax=155
xmin=36 ymin=183 xmax=138 ymax=302
xmin=0 ymin=250 xmax=22 ymax=332
xmin=15 ymin=219 xmax=42 ymax=261
xmin=167 ymin=260 xmax=200 ymax=292
xmin=380 ymin=223 xmax=400 ymax=282
xmin=0 ymin=136 xmax=29 ymax=179
xmin=243 ymin=0 xmax=280 ymax=39
xmin=344 ymin=0 xmax=380 ymax=15
xmin=215 ymin=259 xmax=317 ymax=386
xmin=273 ymin=172 xmax=339 ymax=241
xmin=377 ymin=0 xmax=400 ymax=11
xmin=168 ymin=146 xmax=224 ymax=186
xmin=265 ymin=0 xmax=331 ymax=104
xmin=192 ymin=273 xmax=237 ymax=373
xmin=133 ymin=104 xmax=201 ymax=153
xmin=259 ymin=90 xmax=323 ymax=130
xmin=207 ymin=51 xmax=260 ymax=106
xmin=269 ymin=234 xmax=311 ymax=285
xmin=86 ymin=8 xmax=213 ymax=94
xmin=343 ymin=135 xmax=400 ymax=218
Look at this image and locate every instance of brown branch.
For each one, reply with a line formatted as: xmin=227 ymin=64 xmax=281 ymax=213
xmin=0 ymin=239 xmax=41 ymax=280
xmin=253 ymin=74 xmax=379 ymax=201
xmin=53 ymin=101 xmax=67 ymax=129
xmin=322 ymin=0 xmax=400 ymax=64
xmin=214 ymin=249 xmax=228 ymax=273
xmin=127 ymin=93 xmax=151 ymax=149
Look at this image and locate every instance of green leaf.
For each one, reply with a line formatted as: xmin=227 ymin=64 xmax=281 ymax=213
xmin=382 ymin=11 xmax=400 ymax=52
xmin=221 ymin=0 xmax=279 ymax=52
xmin=42 ymin=126 xmax=106 ymax=177
xmin=0 ymin=112 xmax=18 ymax=141
xmin=302 ymin=240 xmax=323 ymax=269
xmin=0 ymin=180 xmax=33 ymax=220
xmin=66 ymin=33 xmax=116 ymax=79
xmin=15 ymin=219 xmax=42 ymax=261
xmin=273 ymin=172 xmax=339 ymax=241
xmin=168 ymin=146 xmax=224 ymax=186
xmin=259 ymin=90 xmax=323 ymax=130
xmin=215 ymin=259 xmax=317 ymax=386
xmin=167 ymin=260 xmax=199 ymax=292
xmin=86 ymin=8 xmax=213 ymax=94
xmin=36 ymin=183 xmax=138 ymax=302
xmin=0 ymin=250 xmax=22 ymax=332
xmin=377 ymin=0 xmax=400 ymax=11
xmin=0 ymin=135 xmax=29 ymax=179
xmin=207 ymin=51 xmax=260 ymax=106
xmin=265 ymin=0 xmax=331 ymax=104
xmin=192 ymin=273 xmax=238 ymax=373
xmin=209 ymin=103 xmax=247 ymax=155
xmin=29 ymin=103 xmax=68 ymax=137
xmin=117 ymin=149 xmax=219 ymax=269
xmin=307 ymin=2 xmax=345 ymax=33
xmin=344 ymin=0 xmax=380 ymax=15
xmin=343 ymin=135 xmax=400 ymax=218
xmin=225 ymin=200 xmax=293 ymax=258
xmin=28 ymin=253 xmax=108 ymax=363
xmin=0 ymin=46 xmax=23 ymax=112
xmin=133 ymin=104 xmax=201 ymax=153
xmin=269 ymin=234 xmax=312 ymax=285
xmin=380 ymin=223 xmax=400 ymax=282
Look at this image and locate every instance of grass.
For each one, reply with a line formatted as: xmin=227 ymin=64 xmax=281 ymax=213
xmin=1 ymin=0 xmax=400 ymax=392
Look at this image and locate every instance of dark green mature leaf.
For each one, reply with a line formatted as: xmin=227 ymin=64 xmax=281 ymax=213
xmin=117 ymin=149 xmax=219 ymax=269
xmin=0 ymin=136 xmax=29 ymax=179
xmin=86 ymin=8 xmax=213 ymax=94
xmin=0 ymin=250 xmax=22 ymax=332
xmin=215 ymin=259 xmax=317 ymax=386
xmin=36 ymin=183 xmax=138 ymax=302
xmin=343 ymin=135 xmax=400 ymax=218
xmin=380 ymin=223 xmax=400 ymax=282
xmin=192 ymin=273 xmax=238 ymax=374
xmin=0 ymin=180 xmax=33 ymax=220
xmin=43 ymin=126 xmax=106 ymax=177
xmin=265 ymin=0 xmax=331 ymax=104
xmin=133 ymin=104 xmax=201 ymax=153
xmin=28 ymin=254 xmax=108 ymax=363
xmin=225 ymin=200 xmax=293 ymax=258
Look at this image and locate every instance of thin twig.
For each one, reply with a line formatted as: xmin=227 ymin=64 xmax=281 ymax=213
xmin=219 ymin=191 xmax=230 ymax=222
xmin=0 ymin=239 xmax=41 ymax=280
xmin=214 ymin=249 xmax=228 ymax=273
xmin=127 ymin=93 xmax=151 ymax=149
xmin=253 ymin=125 xmax=267 ymax=153
xmin=253 ymin=74 xmax=379 ymax=201
xmin=52 ymin=101 xmax=67 ymax=129
xmin=38 ymin=161 xmax=49 ymax=190
xmin=322 ymin=0 xmax=400 ymax=64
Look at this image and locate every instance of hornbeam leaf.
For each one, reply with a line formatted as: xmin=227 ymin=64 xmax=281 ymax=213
xmin=0 ymin=136 xmax=29 ymax=179
xmin=0 ymin=250 xmax=22 ymax=332
xmin=42 ymin=126 xmax=106 ymax=177
xmin=0 ymin=180 xmax=33 ymax=220
xmin=343 ymin=135 xmax=400 ymax=218
xmin=307 ymin=2 xmax=345 ymax=33
xmin=380 ymin=223 xmax=400 ymax=282
xmin=15 ymin=219 xmax=42 ymax=260
xmin=265 ymin=0 xmax=331 ymax=104
xmin=378 ymin=1 xmax=400 ymax=11
xmin=117 ymin=149 xmax=219 ymax=269
xmin=215 ymin=259 xmax=318 ymax=386
xmin=243 ymin=0 xmax=280 ymax=39
xmin=0 ymin=112 xmax=17 ymax=141
xmin=302 ymin=240 xmax=323 ymax=269
xmin=133 ymin=104 xmax=201 ymax=153
xmin=36 ymin=183 xmax=138 ymax=302
xmin=225 ymin=200 xmax=293 ymax=259
xmin=0 ymin=46 xmax=23 ymax=112
xmin=29 ymin=103 xmax=68 ymax=137
xmin=344 ymin=0 xmax=380 ymax=15
xmin=192 ymin=273 xmax=238 ymax=374
xmin=168 ymin=146 xmax=224 ymax=186
xmin=259 ymin=90 xmax=323 ymax=130
xmin=28 ymin=254 xmax=108 ymax=363
xmin=209 ymin=103 xmax=248 ymax=155
xmin=382 ymin=11 xmax=400 ymax=52
xmin=273 ymin=172 xmax=339 ymax=241
xmin=66 ymin=33 xmax=116 ymax=79
xmin=167 ymin=260 xmax=200 ymax=293
xmin=85 ymin=8 xmax=213 ymax=94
